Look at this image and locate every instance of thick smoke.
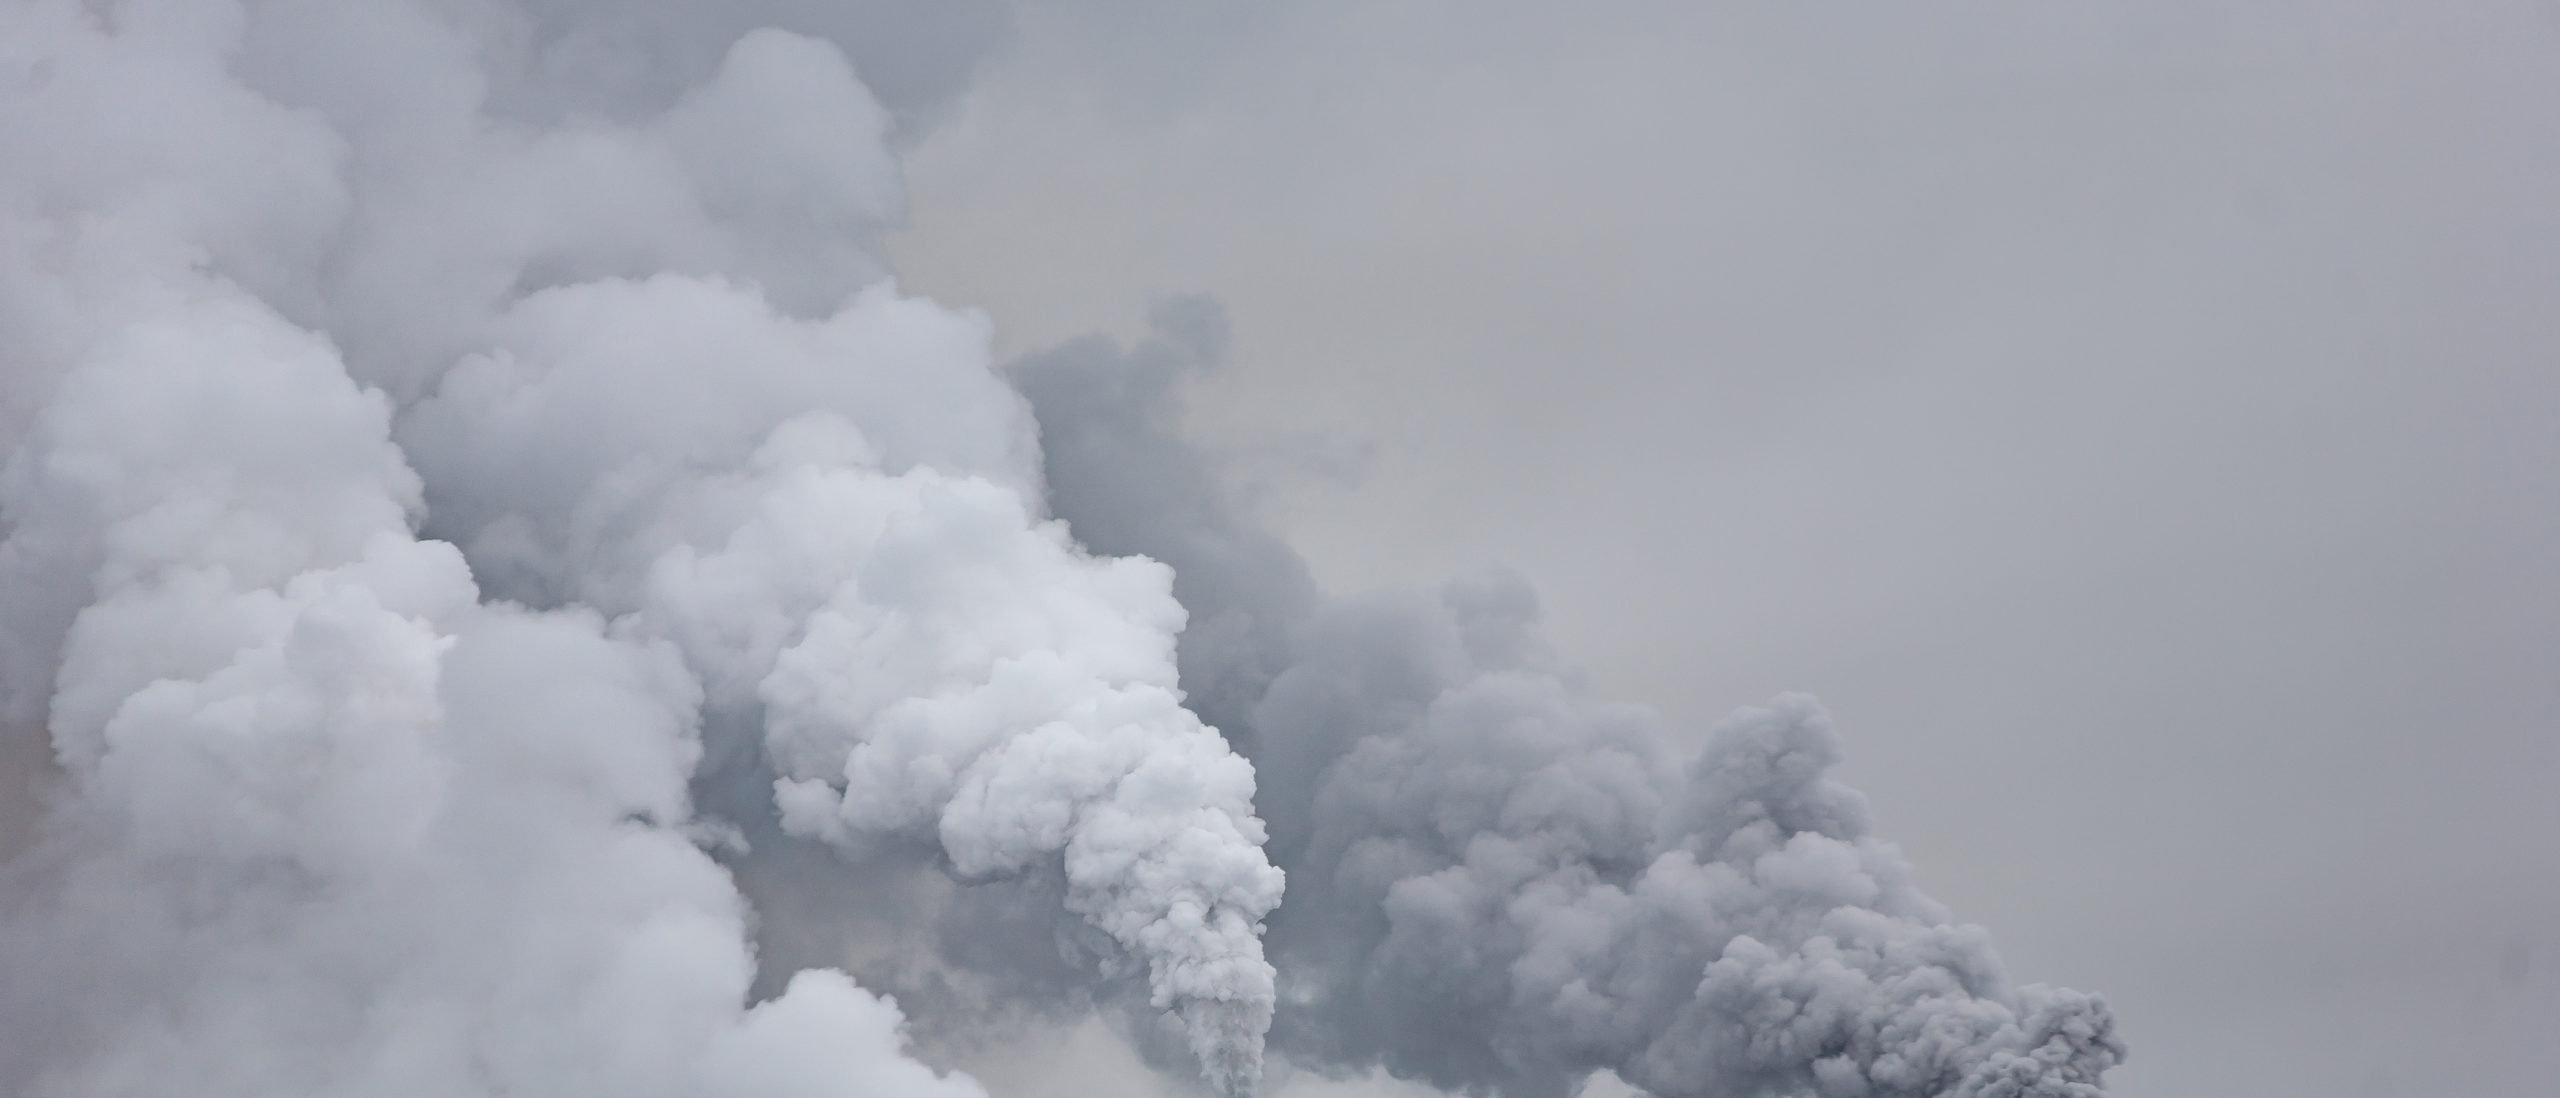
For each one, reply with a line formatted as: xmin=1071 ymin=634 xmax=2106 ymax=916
xmin=0 ymin=278 xmax=982 ymax=1098
xmin=395 ymin=273 xmax=1283 ymax=1088
xmin=1013 ymin=307 xmax=2126 ymax=1097
xmin=0 ymin=2 xmax=1274 ymax=1095
xmin=0 ymin=3 xmax=2120 ymax=1097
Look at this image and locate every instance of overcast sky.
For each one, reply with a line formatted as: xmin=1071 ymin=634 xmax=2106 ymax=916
xmin=888 ymin=4 xmax=2560 ymax=1096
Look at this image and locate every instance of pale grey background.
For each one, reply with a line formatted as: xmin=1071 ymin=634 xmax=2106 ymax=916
xmin=887 ymin=4 xmax=2560 ymax=1096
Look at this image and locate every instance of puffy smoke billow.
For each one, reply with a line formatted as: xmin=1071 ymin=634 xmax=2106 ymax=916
xmin=0 ymin=278 xmax=984 ymax=1098
xmin=397 ymin=275 xmax=1282 ymax=1089
xmin=1014 ymin=309 xmax=2126 ymax=1098
xmin=0 ymin=2 xmax=2118 ymax=1097
xmin=0 ymin=2 xmax=1274 ymax=1095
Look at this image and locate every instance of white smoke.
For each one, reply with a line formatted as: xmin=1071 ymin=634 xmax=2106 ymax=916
xmin=0 ymin=265 xmax=984 ymax=1098
xmin=398 ymin=273 xmax=1284 ymax=1088
xmin=0 ymin=2 xmax=1275 ymax=1095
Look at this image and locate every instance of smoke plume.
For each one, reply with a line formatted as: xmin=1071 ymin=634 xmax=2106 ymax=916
xmin=1013 ymin=307 xmax=2125 ymax=1098
xmin=0 ymin=3 xmax=2118 ymax=1098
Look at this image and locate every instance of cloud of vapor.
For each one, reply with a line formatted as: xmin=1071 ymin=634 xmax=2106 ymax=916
xmin=0 ymin=1 xmax=1276 ymax=1094
xmin=1013 ymin=308 xmax=2123 ymax=1098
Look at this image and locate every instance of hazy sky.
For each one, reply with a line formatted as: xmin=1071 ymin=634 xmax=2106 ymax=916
xmin=889 ymin=4 xmax=2560 ymax=1096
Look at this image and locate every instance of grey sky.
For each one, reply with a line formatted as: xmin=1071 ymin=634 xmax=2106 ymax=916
xmin=890 ymin=4 xmax=2560 ymax=1096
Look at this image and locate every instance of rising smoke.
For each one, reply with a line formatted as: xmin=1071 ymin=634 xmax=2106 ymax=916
xmin=1014 ymin=309 xmax=2125 ymax=1098
xmin=0 ymin=3 xmax=2118 ymax=1098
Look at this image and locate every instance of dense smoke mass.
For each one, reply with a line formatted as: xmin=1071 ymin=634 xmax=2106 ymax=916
xmin=0 ymin=3 xmax=2116 ymax=1098
xmin=1016 ymin=315 xmax=2121 ymax=1098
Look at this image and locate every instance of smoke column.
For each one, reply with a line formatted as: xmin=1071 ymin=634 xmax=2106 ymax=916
xmin=1013 ymin=307 xmax=2125 ymax=1098
xmin=0 ymin=3 xmax=2121 ymax=1098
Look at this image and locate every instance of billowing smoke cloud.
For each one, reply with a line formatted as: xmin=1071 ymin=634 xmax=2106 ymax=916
xmin=0 ymin=3 xmax=2119 ymax=1097
xmin=396 ymin=271 xmax=1283 ymax=1091
xmin=1013 ymin=306 xmax=2126 ymax=1098
xmin=0 ymin=277 xmax=982 ymax=1098
xmin=0 ymin=2 xmax=1273 ymax=1095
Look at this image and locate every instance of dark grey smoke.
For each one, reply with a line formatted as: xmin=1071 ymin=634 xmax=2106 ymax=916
xmin=1007 ymin=298 xmax=1318 ymax=737
xmin=1012 ymin=305 xmax=2125 ymax=1098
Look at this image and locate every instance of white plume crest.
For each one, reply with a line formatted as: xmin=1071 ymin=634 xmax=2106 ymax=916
xmin=401 ymin=274 xmax=1286 ymax=1090
xmin=1 ymin=2 xmax=1277 ymax=1094
xmin=0 ymin=261 xmax=989 ymax=1098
